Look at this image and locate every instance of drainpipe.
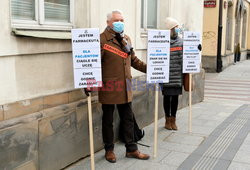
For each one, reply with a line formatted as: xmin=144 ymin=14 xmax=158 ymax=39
xmin=216 ymin=0 xmax=223 ymax=72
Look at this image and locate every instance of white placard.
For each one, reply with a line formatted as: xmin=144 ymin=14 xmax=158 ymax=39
xmin=183 ymin=60 xmax=201 ymax=73
xmin=183 ymin=31 xmax=201 ymax=73
xmin=147 ymin=30 xmax=170 ymax=84
xmin=71 ymin=28 xmax=102 ymax=88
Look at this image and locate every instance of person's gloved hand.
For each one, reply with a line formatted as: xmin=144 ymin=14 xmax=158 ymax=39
xmin=198 ymin=44 xmax=202 ymax=51
xmin=83 ymin=88 xmax=92 ymax=96
xmin=123 ymin=43 xmax=133 ymax=55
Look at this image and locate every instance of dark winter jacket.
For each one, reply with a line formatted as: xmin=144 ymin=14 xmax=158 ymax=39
xmin=161 ymin=36 xmax=183 ymax=89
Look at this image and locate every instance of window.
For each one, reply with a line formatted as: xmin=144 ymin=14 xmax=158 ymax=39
xmin=11 ymin=0 xmax=36 ymax=21
xmin=241 ymin=12 xmax=247 ymax=48
xmin=226 ymin=4 xmax=233 ymax=51
xmin=141 ymin=0 xmax=158 ymax=30
xmin=11 ymin=0 xmax=74 ymax=30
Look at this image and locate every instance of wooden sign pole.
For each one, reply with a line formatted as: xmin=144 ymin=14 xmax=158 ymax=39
xmin=153 ymin=84 xmax=159 ymax=158
xmin=87 ymin=93 xmax=95 ymax=170
xmin=188 ymin=74 xmax=192 ymax=133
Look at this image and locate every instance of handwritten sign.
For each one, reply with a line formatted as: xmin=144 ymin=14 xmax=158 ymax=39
xmin=71 ymin=28 xmax=102 ymax=88
xmin=183 ymin=31 xmax=201 ymax=73
xmin=147 ymin=30 xmax=170 ymax=84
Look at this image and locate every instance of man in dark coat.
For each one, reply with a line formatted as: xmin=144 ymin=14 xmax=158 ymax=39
xmin=86 ymin=10 xmax=149 ymax=163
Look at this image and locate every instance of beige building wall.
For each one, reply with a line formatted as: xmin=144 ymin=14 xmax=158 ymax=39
xmin=169 ymin=0 xmax=204 ymax=32
xmin=202 ymin=0 xmax=219 ymax=57
xmin=246 ymin=1 xmax=250 ymax=51
xmin=202 ymin=0 xmax=250 ymax=71
xmin=248 ymin=8 xmax=250 ymax=50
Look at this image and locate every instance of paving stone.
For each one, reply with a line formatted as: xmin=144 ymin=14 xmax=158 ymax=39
xmin=187 ymin=125 xmax=215 ymax=136
xmin=177 ymin=153 xmax=202 ymax=170
xmin=160 ymin=151 xmax=189 ymax=167
xmin=242 ymin=139 xmax=250 ymax=146
xmin=186 ymin=119 xmax=223 ymax=128
xmin=232 ymin=150 xmax=250 ymax=164
xmin=239 ymin=143 xmax=250 ymax=152
xmin=141 ymin=126 xmax=173 ymax=144
xmin=228 ymin=161 xmax=250 ymax=170
xmin=196 ymin=114 xmax=228 ymax=122
xmin=217 ymin=112 xmax=233 ymax=117
xmin=163 ymin=133 xmax=205 ymax=146
xmin=160 ymin=142 xmax=198 ymax=154
xmin=127 ymin=161 xmax=177 ymax=170
xmin=245 ymin=133 xmax=250 ymax=140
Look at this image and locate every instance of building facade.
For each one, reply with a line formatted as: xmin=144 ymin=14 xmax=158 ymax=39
xmin=202 ymin=0 xmax=250 ymax=72
xmin=0 ymin=0 xmax=204 ymax=169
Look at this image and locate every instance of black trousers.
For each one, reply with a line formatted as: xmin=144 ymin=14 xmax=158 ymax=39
xmin=102 ymin=103 xmax=137 ymax=152
xmin=163 ymin=95 xmax=179 ymax=117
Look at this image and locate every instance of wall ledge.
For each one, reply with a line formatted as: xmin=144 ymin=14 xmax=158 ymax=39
xmin=12 ymin=29 xmax=71 ymax=40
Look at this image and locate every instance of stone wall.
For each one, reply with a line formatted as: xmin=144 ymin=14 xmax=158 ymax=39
xmin=0 ymin=70 xmax=205 ymax=170
xmin=202 ymin=55 xmax=217 ymax=73
xmin=202 ymin=51 xmax=248 ymax=72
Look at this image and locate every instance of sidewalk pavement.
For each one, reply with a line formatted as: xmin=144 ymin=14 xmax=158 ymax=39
xmin=66 ymin=60 xmax=250 ymax=170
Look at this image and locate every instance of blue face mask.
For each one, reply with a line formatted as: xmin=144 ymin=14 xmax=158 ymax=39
xmin=175 ymin=27 xmax=181 ymax=34
xmin=112 ymin=22 xmax=124 ymax=33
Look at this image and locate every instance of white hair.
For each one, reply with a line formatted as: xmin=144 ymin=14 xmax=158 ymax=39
xmin=107 ymin=10 xmax=123 ymax=21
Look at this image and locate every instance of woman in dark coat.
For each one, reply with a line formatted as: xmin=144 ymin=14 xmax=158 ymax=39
xmin=161 ymin=17 xmax=183 ymax=130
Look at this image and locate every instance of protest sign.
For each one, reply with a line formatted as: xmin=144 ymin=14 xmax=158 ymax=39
xmin=183 ymin=31 xmax=201 ymax=73
xmin=71 ymin=28 xmax=102 ymax=88
xmin=147 ymin=30 xmax=170 ymax=158
xmin=147 ymin=30 xmax=170 ymax=84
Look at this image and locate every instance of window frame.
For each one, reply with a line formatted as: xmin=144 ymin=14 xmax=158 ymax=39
xmin=140 ymin=0 xmax=159 ymax=35
xmin=11 ymin=0 xmax=74 ymax=31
